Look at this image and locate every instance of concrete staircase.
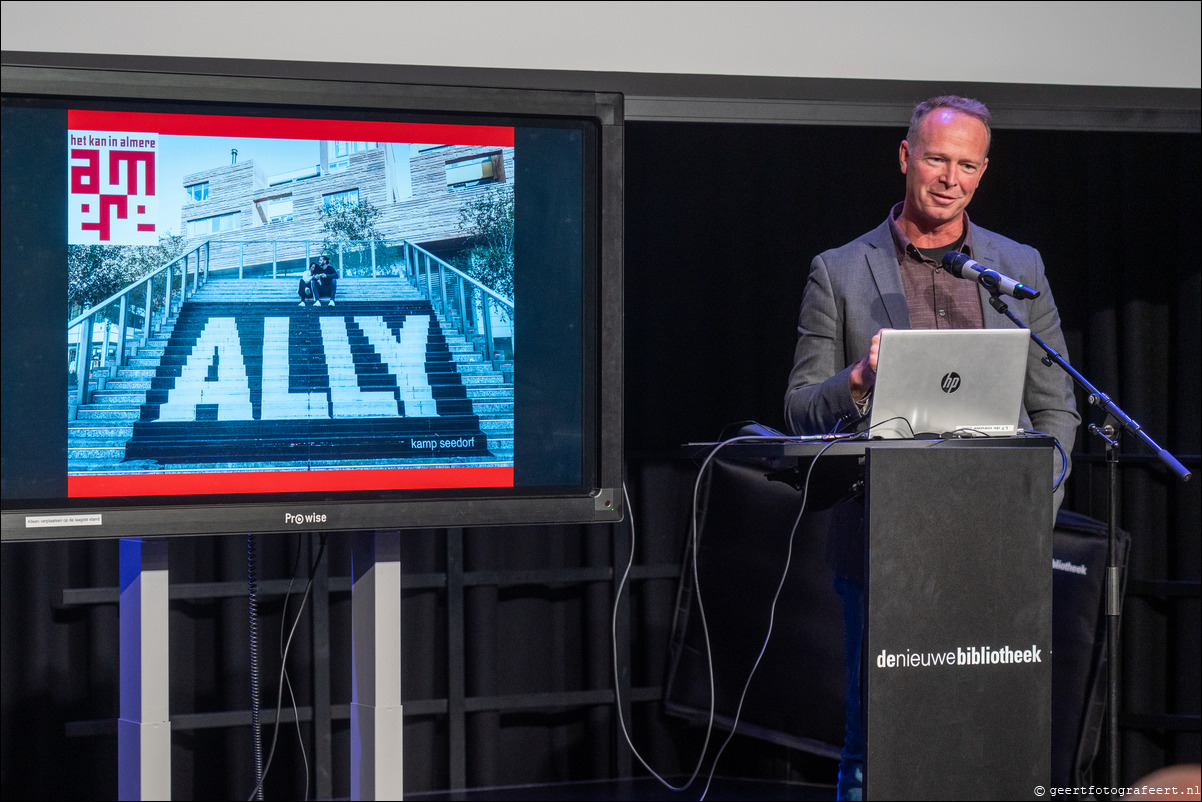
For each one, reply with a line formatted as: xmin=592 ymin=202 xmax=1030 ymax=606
xmin=68 ymin=277 xmax=514 ymax=473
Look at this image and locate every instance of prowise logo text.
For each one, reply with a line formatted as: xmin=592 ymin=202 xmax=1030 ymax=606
xmin=876 ymin=643 xmax=1043 ymax=669
xmin=285 ymin=511 xmax=328 ymax=526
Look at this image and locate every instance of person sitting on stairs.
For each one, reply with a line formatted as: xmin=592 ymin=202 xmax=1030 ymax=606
xmin=298 ymin=261 xmax=321 ymax=306
xmin=311 ymin=255 xmax=338 ymax=306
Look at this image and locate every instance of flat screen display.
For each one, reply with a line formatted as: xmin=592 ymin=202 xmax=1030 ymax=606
xmin=1 ymin=54 xmax=624 ymax=540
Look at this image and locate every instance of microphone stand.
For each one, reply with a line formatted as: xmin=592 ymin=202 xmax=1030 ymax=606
xmin=986 ymin=292 xmax=1192 ymax=797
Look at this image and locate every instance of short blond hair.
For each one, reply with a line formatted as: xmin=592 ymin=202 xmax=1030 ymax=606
xmin=907 ymin=95 xmax=992 ymax=154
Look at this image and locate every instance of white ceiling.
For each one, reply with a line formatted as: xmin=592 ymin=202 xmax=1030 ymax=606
xmin=2 ymin=1 xmax=1199 ymax=89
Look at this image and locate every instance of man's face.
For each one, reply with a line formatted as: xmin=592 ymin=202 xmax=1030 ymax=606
xmin=899 ymin=108 xmax=990 ymax=238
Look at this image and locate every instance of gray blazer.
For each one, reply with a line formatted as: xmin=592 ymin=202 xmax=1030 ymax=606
xmin=784 ymin=218 xmax=1081 ymax=505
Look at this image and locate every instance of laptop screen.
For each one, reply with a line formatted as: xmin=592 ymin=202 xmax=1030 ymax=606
xmin=867 ymin=329 xmax=1031 ymax=439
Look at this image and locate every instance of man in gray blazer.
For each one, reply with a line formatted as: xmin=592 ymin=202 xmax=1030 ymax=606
xmin=783 ymin=95 xmax=1080 ymax=800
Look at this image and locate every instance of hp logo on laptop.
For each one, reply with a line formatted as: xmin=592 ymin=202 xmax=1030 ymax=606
xmin=940 ymin=372 xmax=962 ymax=393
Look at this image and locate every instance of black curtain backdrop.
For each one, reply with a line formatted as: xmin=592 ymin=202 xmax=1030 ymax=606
xmin=2 ymin=120 xmax=1199 ymax=799
xmin=623 ymin=120 xmax=1201 ymax=785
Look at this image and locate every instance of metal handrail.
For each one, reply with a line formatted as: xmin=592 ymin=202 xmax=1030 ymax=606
xmin=403 ymin=239 xmax=514 ymax=310
xmin=396 ymin=239 xmax=513 ymax=361
xmin=68 ymin=242 xmax=208 ymax=414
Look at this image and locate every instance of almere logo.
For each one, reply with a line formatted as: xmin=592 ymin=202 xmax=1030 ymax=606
xmin=69 ymin=129 xmax=159 ymax=245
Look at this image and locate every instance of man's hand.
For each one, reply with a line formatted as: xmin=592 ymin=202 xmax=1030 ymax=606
xmin=849 ymin=329 xmax=889 ymax=401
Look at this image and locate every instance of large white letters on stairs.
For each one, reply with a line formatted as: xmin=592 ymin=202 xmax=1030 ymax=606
xmin=261 ymin=317 xmax=329 ymax=419
xmin=319 ymin=316 xmax=403 ymax=417
xmin=158 ymin=317 xmax=253 ymax=421
xmin=158 ymin=315 xmax=438 ymax=421
xmin=358 ymin=315 xmax=439 ymax=417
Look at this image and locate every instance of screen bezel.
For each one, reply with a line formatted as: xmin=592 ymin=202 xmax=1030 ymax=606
xmin=1 ymin=52 xmax=624 ymax=541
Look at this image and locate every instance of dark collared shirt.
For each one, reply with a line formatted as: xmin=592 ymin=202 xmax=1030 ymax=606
xmin=888 ymin=202 xmax=985 ymax=330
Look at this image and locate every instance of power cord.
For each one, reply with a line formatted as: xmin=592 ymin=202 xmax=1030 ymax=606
xmin=248 ymin=535 xmax=264 ymax=801
xmin=247 ymin=533 xmax=327 ymax=801
xmin=276 ymin=538 xmax=313 ymax=801
xmin=613 ymin=434 xmax=840 ymax=800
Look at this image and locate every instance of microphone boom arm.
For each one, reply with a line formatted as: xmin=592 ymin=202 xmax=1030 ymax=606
xmin=987 ymin=280 xmax=1188 ymax=799
xmin=986 ymin=293 xmax=1191 ymax=482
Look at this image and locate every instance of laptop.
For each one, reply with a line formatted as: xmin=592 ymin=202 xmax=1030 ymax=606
xmin=866 ymin=328 xmax=1031 ymax=439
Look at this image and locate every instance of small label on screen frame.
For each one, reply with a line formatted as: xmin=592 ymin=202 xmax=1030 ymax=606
xmin=25 ymin=514 xmax=103 ymax=528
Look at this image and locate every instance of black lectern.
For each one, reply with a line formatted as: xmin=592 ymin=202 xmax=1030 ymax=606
xmin=863 ymin=444 xmax=1051 ymax=800
xmin=665 ymin=437 xmax=1055 ymax=799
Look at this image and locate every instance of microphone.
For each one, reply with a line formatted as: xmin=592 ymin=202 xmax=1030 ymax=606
xmin=942 ymin=252 xmax=1041 ymax=300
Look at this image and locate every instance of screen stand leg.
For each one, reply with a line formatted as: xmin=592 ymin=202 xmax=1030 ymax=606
xmin=118 ymin=538 xmax=172 ymax=800
xmin=351 ymin=530 xmax=404 ymax=800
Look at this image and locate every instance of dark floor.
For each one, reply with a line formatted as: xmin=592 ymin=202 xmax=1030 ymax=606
xmin=406 ymin=776 xmax=835 ymax=801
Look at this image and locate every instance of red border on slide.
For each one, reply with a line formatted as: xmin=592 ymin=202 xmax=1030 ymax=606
xmin=65 ymin=109 xmax=514 ymax=499
xmin=67 ymin=110 xmax=514 ymax=147
xmin=69 ymin=467 xmax=515 ymax=499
